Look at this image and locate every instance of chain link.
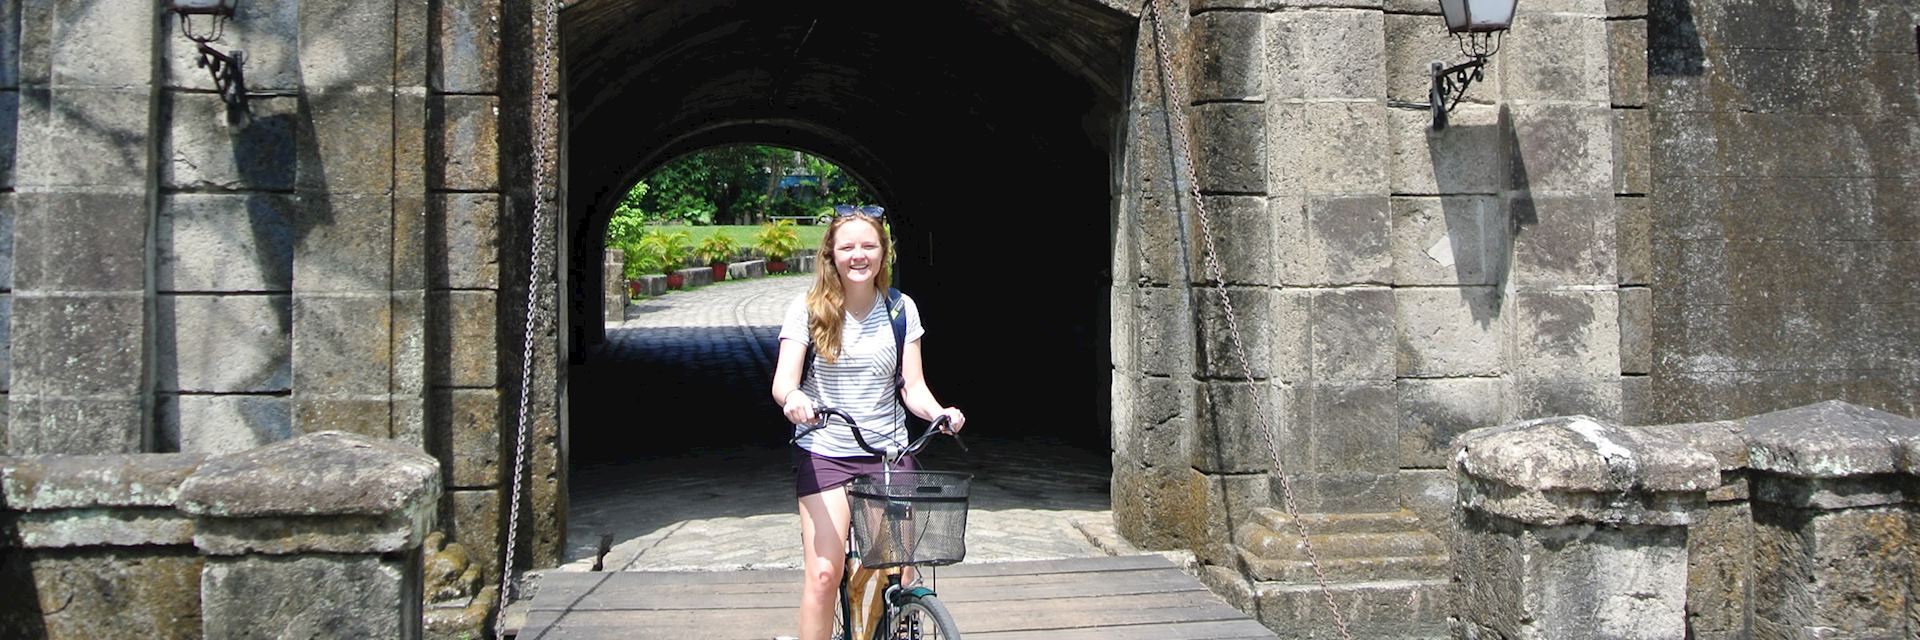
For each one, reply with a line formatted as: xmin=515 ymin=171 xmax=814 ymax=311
xmin=497 ymin=0 xmax=560 ymax=632
xmin=1146 ymin=3 xmax=1354 ymax=638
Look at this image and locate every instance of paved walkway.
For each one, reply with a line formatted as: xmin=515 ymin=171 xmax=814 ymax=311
xmin=563 ymin=276 xmax=1133 ymax=573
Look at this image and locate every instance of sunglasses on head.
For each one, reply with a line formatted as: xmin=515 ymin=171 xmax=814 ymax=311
xmin=832 ymin=205 xmax=885 ymax=220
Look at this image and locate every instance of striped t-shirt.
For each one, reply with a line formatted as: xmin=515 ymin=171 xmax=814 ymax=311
xmin=779 ymin=291 xmax=925 ymax=458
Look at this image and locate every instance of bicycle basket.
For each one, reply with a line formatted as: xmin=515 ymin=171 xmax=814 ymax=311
xmin=847 ymin=470 xmax=971 ymax=568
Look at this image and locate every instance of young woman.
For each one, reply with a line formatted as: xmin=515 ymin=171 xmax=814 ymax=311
xmin=769 ymin=211 xmax=965 ymax=640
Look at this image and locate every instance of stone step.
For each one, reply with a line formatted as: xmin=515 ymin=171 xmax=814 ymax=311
xmin=1205 ymin=568 xmax=1452 ymax=639
xmin=1248 ymin=507 xmax=1428 ymax=536
xmin=1240 ymin=551 xmax=1451 ymax=583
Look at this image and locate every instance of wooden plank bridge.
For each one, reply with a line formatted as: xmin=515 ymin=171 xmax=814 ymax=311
xmin=511 ymin=555 xmax=1279 ymax=639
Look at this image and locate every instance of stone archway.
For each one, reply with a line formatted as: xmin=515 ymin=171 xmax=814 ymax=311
xmin=527 ymin=0 xmax=1143 ymax=569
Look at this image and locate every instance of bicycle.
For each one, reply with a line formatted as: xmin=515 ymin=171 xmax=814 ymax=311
xmin=787 ymin=406 xmax=970 ymax=640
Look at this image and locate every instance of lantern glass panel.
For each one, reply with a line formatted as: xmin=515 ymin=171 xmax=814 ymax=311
xmin=1441 ymin=0 xmax=1517 ymax=32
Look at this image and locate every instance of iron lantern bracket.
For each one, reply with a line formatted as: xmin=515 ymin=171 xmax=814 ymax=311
xmin=1428 ymin=56 xmax=1486 ymax=130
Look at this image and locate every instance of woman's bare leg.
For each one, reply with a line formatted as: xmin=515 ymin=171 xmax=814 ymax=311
xmin=798 ymin=486 xmax=852 ymax=640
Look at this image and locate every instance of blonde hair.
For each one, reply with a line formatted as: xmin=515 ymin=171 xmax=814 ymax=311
xmin=805 ymin=214 xmax=892 ymax=363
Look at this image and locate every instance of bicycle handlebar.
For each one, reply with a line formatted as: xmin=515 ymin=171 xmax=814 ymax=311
xmin=789 ymin=406 xmax=966 ymax=458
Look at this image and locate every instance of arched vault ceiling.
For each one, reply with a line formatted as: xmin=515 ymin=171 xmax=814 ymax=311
xmin=559 ymin=0 xmax=1138 ymax=217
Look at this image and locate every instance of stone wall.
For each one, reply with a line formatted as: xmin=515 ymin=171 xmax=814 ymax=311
xmin=1451 ymin=401 xmax=1920 ymax=638
xmin=1646 ymin=0 xmax=1920 ymax=422
xmin=0 ymin=0 xmax=527 ymax=609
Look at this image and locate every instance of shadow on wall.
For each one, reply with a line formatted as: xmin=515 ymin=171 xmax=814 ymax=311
xmin=0 ymin=547 xmax=49 ymax=637
xmin=1423 ymin=105 xmax=1536 ymax=326
xmin=1648 ymin=0 xmax=1706 ymax=77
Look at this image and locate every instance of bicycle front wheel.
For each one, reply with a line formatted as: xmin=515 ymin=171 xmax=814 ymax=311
xmin=891 ymin=594 xmax=960 ymax=639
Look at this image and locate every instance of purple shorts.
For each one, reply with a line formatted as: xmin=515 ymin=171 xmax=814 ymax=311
xmin=792 ymin=446 xmax=918 ymax=498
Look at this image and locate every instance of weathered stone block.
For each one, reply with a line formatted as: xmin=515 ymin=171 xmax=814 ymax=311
xmin=158 ymin=394 xmax=294 ymax=455
xmin=1111 ymin=374 xmax=1194 ymax=467
xmin=392 ymin=395 xmax=425 ymax=451
xmin=41 ymin=0 xmax=151 ymax=87
xmin=1618 ymin=286 xmax=1650 ymax=375
xmin=1452 ymin=513 xmax=1690 ymax=639
xmin=294 ymin=194 xmax=393 ymax=293
xmin=1398 ymin=469 xmax=1455 ymax=536
xmin=1111 ymin=458 xmax=1211 ymax=551
xmin=0 ymin=294 xmax=10 ymax=392
xmin=1514 ymin=290 xmax=1618 ymax=379
xmin=1684 ymin=500 xmax=1752 ymax=637
xmin=5 ymin=396 xmax=143 ymax=455
xmin=2 ymin=549 xmax=202 ymax=640
xmin=1390 ymin=195 xmax=1505 ymax=286
xmin=1510 ymin=378 xmax=1624 ymax=423
xmin=1191 ymin=102 xmax=1265 ymax=193
xmin=1512 ymin=196 xmax=1620 ymax=286
xmin=1744 ymin=400 xmax=1918 ymax=479
xmin=159 ymin=194 xmax=297 ymax=292
xmin=434 ymin=0 xmax=502 ymax=93
xmin=1615 ymin=196 xmax=1650 ymax=285
xmin=1268 ymin=101 xmax=1388 ymax=195
xmin=1295 ymin=382 xmax=1397 ymax=476
xmin=16 ymin=509 xmax=196 ymax=548
xmin=393 ymin=92 xmax=429 ymax=197
xmin=201 ymin=554 xmax=417 ymax=639
xmin=0 ymin=1 xmax=17 ymax=88
xmin=1132 ymin=286 xmax=1196 ymax=377
xmin=297 ymin=0 xmax=397 ymax=91
xmin=157 ymin=295 xmax=292 ymax=392
xmin=1454 ymin=415 xmax=1716 ymax=524
xmin=1385 ymin=13 xmax=1491 ymax=105
xmin=13 ymin=191 xmax=147 ymax=292
xmin=1612 ymin=108 xmax=1650 ymax=195
xmin=1609 ymin=21 xmax=1648 ymax=107
xmin=1192 ymin=380 xmax=1285 ymax=473
xmin=1507 ymin=103 xmax=1614 ymax=195
xmin=297 ymin=92 xmax=395 ymax=194
xmin=1266 ymin=9 xmax=1385 ymax=101
xmin=0 ymin=92 xmax=16 ymax=189
xmin=673 ymin=266 xmax=712 ymax=288
xmin=1310 ymin=288 xmax=1393 ymax=381
xmin=1125 ymin=120 xmax=1183 ymax=286
xmin=1395 ymin=287 xmax=1504 ymax=377
xmin=9 ymin=293 xmax=145 ymax=395
xmin=1189 ymin=195 xmax=1273 ymax=285
xmin=1197 ymin=286 xmax=1271 ymax=380
xmin=446 ymin=489 xmax=502 ymax=584
xmin=164 ymin=94 xmax=298 ymax=191
xmin=431 ymin=95 xmax=501 ymax=191
xmin=430 ymin=290 xmax=498 ymax=388
xmin=393 ymin=195 xmax=428 ymax=291
xmin=434 ymin=389 xmax=500 ymax=488
xmin=1254 ymin=576 xmax=1449 ymax=638
xmin=291 ymin=293 xmax=391 ymax=395
xmin=1189 ymin=10 xmax=1263 ymax=101
xmin=1399 ymin=377 xmax=1505 ymax=468
xmin=1502 ymin=13 xmax=1611 ymax=104
xmin=1 ymin=452 xmax=204 ymax=509
xmin=433 ymin=194 xmax=501 ymax=289
xmin=1751 ymin=505 xmax=1912 ymax=638
xmin=14 ymin=88 xmax=148 ymax=188
xmin=726 ymin=259 xmax=766 ymax=280
xmin=293 ymin=396 xmax=392 ymax=439
xmin=1287 ymin=470 xmax=1401 ymax=514
xmin=166 ymin=0 xmax=300 ymax=90
xmin=1267 ymin=288 xmax=1310 ymax=383
xmin=1390 ymin=103 xmax=1504 ymax=196
xmin=1276 ymin=196 xmax=1392 ymax=285
xmin=391 ymin=291 xmax=426 ymax=398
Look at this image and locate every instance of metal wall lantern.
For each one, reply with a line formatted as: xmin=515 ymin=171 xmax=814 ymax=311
xmin=167 ymin=0 xmax=246 ymax=106
xmin=1428 ymin=0 xmax=1518 ymax=129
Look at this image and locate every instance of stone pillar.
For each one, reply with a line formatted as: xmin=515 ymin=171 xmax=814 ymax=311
xmin=1451 ymin=415 xmax=1716 ymax=639
xmin=0 ymin=454 xmax=206 ymax=639
xmin=179 ymin=431 xmax=440 ymax=639
xmin=1636 ymin=419 xmax=1752 ymax=640
xmin=5 ymin=0 xmax=159 ymax=454
xmin=603 ymin=248 xmax=625 ymax=321
xmin=1744 ymin=401 xmax=1920 ymax=638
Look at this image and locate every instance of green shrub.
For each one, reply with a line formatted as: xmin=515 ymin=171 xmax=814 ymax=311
xmin=695 ymin=234 xmax=739 ymax=266
xmin=753 ymin=220 xmax=803 ymax=262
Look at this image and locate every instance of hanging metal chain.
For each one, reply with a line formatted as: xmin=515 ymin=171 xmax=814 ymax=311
xmin=497 ymin=0 xmax=561 ymax=632
xmin=1145 ymin=3 xmax=1354 ymax=638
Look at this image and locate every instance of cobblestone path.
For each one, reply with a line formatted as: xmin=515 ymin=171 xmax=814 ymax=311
xmin=564 ymin=276 xmax=1127 ymax=572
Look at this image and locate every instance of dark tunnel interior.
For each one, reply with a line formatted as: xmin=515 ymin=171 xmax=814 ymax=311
xmin=560 ymin=1 xmax=1138 ymax=463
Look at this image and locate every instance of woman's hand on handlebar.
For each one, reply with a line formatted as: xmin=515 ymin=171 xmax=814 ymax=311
xmin=782 ymin=390 xmax=818 ymax=426
xmin=935 ymin=407 xmax=965 ymax=434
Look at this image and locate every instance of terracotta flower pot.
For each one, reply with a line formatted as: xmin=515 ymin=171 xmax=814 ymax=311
xmin=710 ymin=264 xmax=728 ymax=281
xmin=769 ymin=260 xmax=788 ymax=274
xmin=627 ymin=279 xmax=642 ymax=297
xmin=666 ymin=273 xmax=685 ymax=290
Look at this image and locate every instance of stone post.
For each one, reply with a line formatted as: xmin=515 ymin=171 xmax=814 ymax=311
xmin=1744 ymin=401 xmax=1920 ymax=638
xmin=179 ymin=431 xmax=440 ymax=639
xmin=604 ymin=248 xmax=626 ymax=321
xmin=1451 ymin=415 xmax=1717 ymax=639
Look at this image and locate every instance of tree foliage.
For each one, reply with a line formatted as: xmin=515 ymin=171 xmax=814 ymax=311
xmin=605 ymin=145 xmax=874 ymax=237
